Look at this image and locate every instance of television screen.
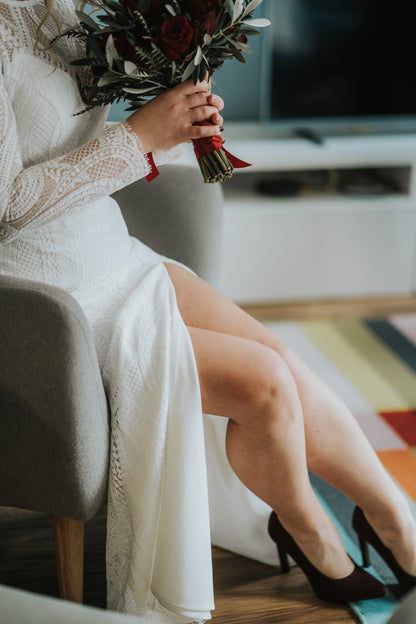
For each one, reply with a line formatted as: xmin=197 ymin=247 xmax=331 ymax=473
xmin=269 ymin=0 xmax=416 ymax=121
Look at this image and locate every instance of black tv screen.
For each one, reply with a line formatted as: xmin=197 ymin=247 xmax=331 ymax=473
xmin=269 ymin=0 xmax=416 ymax=122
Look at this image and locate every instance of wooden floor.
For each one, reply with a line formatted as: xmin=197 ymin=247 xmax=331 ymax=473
xmin=243 ymin=294 xmax=416 ymax=323
xmin=0 ymin=510 xmax=355 ymax=624
xmin=2 ymin=295 xmax=416 ymax=623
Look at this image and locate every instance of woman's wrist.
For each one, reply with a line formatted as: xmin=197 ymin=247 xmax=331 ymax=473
xmin=124 ymin=115 xmax=154 ymax=154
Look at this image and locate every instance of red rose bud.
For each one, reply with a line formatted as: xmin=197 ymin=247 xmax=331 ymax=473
xmin=157 ymin=15 xmax=197 ymax=61
xmin=185 ymin=0 xmax=221 ymax=35
xmin=198 ymin=10 xmax=218 ymax=35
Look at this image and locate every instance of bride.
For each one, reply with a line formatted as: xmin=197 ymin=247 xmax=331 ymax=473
xmin=1 ymin=0 xmax=415 ymax=621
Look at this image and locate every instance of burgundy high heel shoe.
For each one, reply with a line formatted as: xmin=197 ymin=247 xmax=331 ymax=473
xmin=352 ymin=506 xmax=416 ymax=595
xmin=268 ymin=511 xmax=387 ymax=603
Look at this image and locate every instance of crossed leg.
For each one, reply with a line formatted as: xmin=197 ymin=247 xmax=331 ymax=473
xmin=164 ymin=262 xmax=416 ymax=578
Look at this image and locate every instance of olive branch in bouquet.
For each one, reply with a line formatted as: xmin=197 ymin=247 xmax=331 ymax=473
xmin=60 ymin=0 xmax=270 ymax=183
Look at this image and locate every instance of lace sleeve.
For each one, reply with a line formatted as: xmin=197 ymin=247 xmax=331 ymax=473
xmin=0 ymin=70 xmax=152 ymax=241
xmin=105 ymin=120 xmax=183 ymax=166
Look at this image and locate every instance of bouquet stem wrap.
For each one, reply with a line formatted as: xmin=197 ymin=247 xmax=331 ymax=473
xmin=192 ymin=120 xmax=251 ymax=184
xmin=145 ymin=121 xmax=251 ymax=184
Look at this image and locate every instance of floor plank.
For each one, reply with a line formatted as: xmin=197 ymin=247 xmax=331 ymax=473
xmin=211 ymin=547 xmax=356 ymax=624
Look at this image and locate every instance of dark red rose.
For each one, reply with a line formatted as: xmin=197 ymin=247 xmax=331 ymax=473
xmin=157 ymin=15 xmax=197 ymax=61
xmin=198 ymin=10 xmax=218 ymax=35
xmin=185 ymin=0 xmax=221 ymax=35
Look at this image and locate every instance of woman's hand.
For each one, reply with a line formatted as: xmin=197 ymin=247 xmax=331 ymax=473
xmin=126 ymin=80 xmax=224 ymax=153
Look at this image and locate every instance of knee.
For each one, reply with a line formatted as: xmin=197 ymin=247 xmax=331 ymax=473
xmin=240 ymin=348 xmax=300 ymax=423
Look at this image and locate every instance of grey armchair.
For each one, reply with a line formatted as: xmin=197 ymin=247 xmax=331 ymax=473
xmin=0 ymin=165 xmax=223 ymax=604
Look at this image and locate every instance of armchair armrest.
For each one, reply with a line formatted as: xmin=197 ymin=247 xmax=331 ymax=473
xmin=0 ymin=275 xmax=109 ymax=520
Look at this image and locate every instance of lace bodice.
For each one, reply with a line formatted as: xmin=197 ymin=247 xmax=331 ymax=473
xmin=0 ymin=0 xmax=151 ymax=241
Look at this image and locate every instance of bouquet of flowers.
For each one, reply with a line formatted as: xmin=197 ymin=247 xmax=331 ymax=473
xmin=62 ymin=0 xmax=270 ymax=183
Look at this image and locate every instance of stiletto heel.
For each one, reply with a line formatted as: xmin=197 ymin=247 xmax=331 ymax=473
xmin=268 ymin=511 xmax=387 ymax=603
xmin=352 ymin=506 xmax=416 ymax=595
xmin=276 ymin=543 xmax=290 ymax=574
xmin=358 ymin=534 xmax=371 ymax=568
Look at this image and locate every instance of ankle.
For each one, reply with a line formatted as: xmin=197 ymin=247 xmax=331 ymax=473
xmin=365 ymin=505 xmax=416 ymax=550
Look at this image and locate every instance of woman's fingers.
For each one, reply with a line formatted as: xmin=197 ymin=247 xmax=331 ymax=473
xmin=210 ymin=113 xmax=223 ymax=126
xmin=208 ymin=93 xmax=225 ymax=111
xmin=190 ymin=105 xmax=221 ymax=124
xmin=178 ymin=79 xmax=210 ymax=96
xmin=207 ymin=93 xmax=224 ymax=126
xmin=126 ymin=78 xmax=224 ymax=152
xmin=188 ymin=92 xmax=212 ymax=109
xmin=189 ymin=123 xmax=222 ymax=140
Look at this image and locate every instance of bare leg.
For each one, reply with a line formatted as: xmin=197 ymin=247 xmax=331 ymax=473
xmin=165 ymin=263 xmax=416 ymax=575
xmin=187 ymin=325 xmax=354 ymax=579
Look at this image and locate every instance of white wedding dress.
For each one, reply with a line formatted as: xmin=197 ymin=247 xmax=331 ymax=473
xmin=0 ymin=1 xmax=277 ymax=621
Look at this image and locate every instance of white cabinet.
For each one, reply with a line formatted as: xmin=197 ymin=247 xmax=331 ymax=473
xmin=213 ymin=125 xmax=416 ymax=304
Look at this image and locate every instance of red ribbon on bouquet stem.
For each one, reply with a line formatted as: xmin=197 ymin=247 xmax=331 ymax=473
xmin=145 ymin=121 xmax=251 ymax=183
xmin=145 ymin=152 xmax=160 ymax=183
xmin=192 ymin=120 xmax=252 ymax=170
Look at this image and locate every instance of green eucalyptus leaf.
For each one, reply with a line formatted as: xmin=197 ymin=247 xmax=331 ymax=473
xmin=98 ymin=15 xmax=118 ymax=25
xmin=97 ymin=74 xmax=117 ymax=87
xmin=181 ymin=59 xmax=196 ymax=82
xmin=105 ymin=33 xmax=117 ymax=68
xmin=87 ymin=34 xmax=107 ymax=63
xmin=194 ymin=45 xmax=203 ymax=66
xmin=122 ymin=86 xmax=156 ymax=94
xmin=192 ymin=66 xmax=200 ymax=85
xmin=242 ymin=18 xmax=271 ymax=27
xmin=224 ymin=0 xmax=234 ymax=18
xmin=71 ymin=57 xmax=96 ymax=66
xmin=230 ymin=45 xmax=246 ymax=62
xmin=170 ymin=60 xmax=176 ymax=83
xmin=76 ymin=11 xmax=99 ymax=30
xmin=232 ymin=0 xmax=244 ymax=22
xmin=124 ymin=60 xmax=138 ymax=74
xmin=115 ymin=10 xmax=131 ymax=25
xmin=198 ymin=58 xmax=208 ymax=81
xmin=242 ymin=0 xmax=263 ymax=19
xmin=240 ymin=26 xmax=261 ymax=35
xmin=105 ymin=0 xmax=122 ymax=12
xmin=228 ymin=37 xmax=251 ymax=52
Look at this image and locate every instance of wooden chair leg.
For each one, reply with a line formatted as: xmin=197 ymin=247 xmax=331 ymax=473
xmin=50 ymin=515 xmax=84 ymax=603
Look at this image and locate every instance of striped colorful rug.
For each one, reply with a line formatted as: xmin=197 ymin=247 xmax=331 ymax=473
xmin=266 ymin=313 xmax=416 ymax=624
